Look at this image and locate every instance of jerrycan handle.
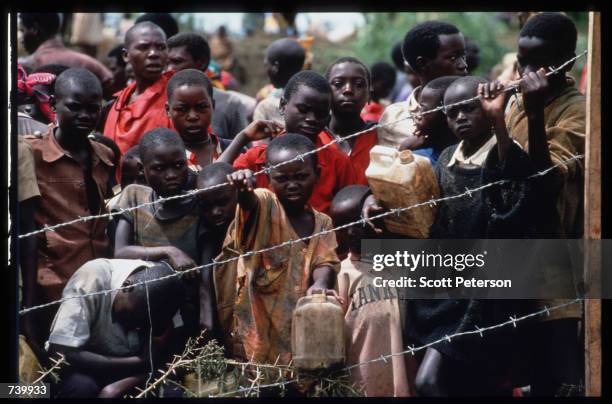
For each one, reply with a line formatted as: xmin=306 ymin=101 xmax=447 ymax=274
xmin=369 ymin=145 xmax=398 ymax=165
xmin=310 ymin=290 xmax=328 ymax=303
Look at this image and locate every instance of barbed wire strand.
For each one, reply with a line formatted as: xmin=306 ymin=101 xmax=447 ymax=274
xmin=186 ymin=299 xmax=582 ymax=397
xmin=18 ymin=152 xmax=584 ymax=316
xmin=16 ymin=50 xmax=588 ymax=241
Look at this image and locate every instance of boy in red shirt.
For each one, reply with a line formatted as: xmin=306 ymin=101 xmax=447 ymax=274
xmin=219 ymin=70 xmax=357 ymax=213
xmin=324 ymin=57 xmax=379 ymax=185
xmin=103 ymin=22 xmax=173 ymax=155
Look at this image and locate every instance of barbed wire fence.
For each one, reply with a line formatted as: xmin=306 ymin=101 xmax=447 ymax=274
xmin=127 ymin=298 xmax=581 ymax=398
xmin=16 ymin=50 xmax=588 ymax=241
xmin=15 ymin=51 xmax=589 ymax=397
xmin=18 ymin=151 xmax=584 ymax=316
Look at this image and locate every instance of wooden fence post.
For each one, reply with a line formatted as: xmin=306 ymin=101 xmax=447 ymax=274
xmin=584 ymin=10 xmax=601 ymax=398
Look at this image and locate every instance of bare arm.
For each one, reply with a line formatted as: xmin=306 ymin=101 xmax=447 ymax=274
xmin=478 ymin=82 xmax=512 ymax=163
xmin=520 ymin=68 xmax=554 ymax=170
xmin=227 ymin=169 xmax=259 ymax=212
xmin=307 ymin=265 xmax=343 ymax=304
xmin=114 ymin=218 xmax=196 ymax=272
xmin=218 ymin=132 xmax=251 ymax=165
xmin=98 ymin=374 xmax=148 ymax=398
xmin=218 ymin=120 xmax=283 ymax=165
xmin=48 ymin=344 xmax=146 ymax=379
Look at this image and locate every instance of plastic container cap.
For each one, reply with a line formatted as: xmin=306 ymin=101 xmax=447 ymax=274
xmin=398 ymin=149 xmax=415 ymax=164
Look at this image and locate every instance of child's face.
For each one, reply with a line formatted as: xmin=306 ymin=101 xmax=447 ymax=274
xmin=54 ymin=84 xmax=102 ymax=138
xmin=517 ymin=36 xmax=566 ymax=78
xmin=424 ymin=33 xmax=468 ymax=80
xmin=415 ymin=87 xmax=444 ymax=140
xmin=142 ymin=144 xmax=188 ymax=197
xmin=330 ymin=200 xmax=366 ymax=256
xmin=125 ymin=27 xmax=168 ymax=83
xmin=167 ymin=84 xmax=213 ymax=144
xmin=198 ymin=182 xmax=237 ymax=231
xmin=121 ymin=156 xmax=145 ymax=188
xmin=113 ymin=287 xmax=146 ymax=332
xmin=168 ymin=46 xmax=204 ymax=72
xmin=443 ymin=83 xmax=489 ymax=143
xmin=280 ymin=85 xmax=330 ymax=140
xmin=267 ymin=148 xmax=317 ymax=211
xmin=328 ymin=62 xmax=369 ymax=116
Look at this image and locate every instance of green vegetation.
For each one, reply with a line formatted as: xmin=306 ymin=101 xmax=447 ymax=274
xmin=350 ymin=12 xmax=588 ymax=78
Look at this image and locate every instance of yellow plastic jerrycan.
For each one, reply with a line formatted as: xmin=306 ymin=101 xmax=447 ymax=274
xmin=291 ymin=292 xmax=345 ymax=370
xmin=365 ymin=145 xmax=440 ymax=238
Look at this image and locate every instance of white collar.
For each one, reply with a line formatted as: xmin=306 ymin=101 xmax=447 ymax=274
xmin=447 ymin=135 xmax=497 ymax=167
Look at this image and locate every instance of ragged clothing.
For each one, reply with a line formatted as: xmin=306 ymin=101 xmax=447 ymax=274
xmin=505 ymin=81 xmax=585 ymax=239
xmin=505 ymin=80 xmax=585 ymax=321
xmin=213 ymin=188 xmax=340 ymax=365
xmin=336 ymin=255 xmax=416 ymax=397
xmin=112 ymin=184 xmax=201 ymax=263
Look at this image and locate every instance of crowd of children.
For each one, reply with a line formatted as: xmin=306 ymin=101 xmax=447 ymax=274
xmin=16 ymin=12 xmax=586 ymax=397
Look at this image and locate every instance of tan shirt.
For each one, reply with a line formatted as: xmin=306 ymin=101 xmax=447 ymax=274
xmin=25 ymin=128 xmax=114 ymax=301
xmin=506 ymin=82 xmax=585 ymax=320
xmin=17 ymin=137 xmax=40 ymax=203
xmin=336 ymin=255 xmax=417 ymax=397
xmin=376 ymin=86 xmax=421 ymax=149
xmin=252 ymin=90 xmax=284 ymax=125
xmin=505 ymin=82 xmax=585 ymax=239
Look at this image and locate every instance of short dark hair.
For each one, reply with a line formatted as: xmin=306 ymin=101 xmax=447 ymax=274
xmin=371 ymin=62 xmax=396 ymax=88
xmin=266 ymin=38 xmax=306 ymax=79
xmin=197 ymin=162 xmax=234 ymax=187
xmin=19 ymin=13 xmax=60 ymax=36
xmin=423 ymin=75 xmax=462 ymax=105
xmin=139 ymin=128 xmax=185 ymax=163
xmin=325 ymin=56 xmax=371 ymax=86
xmin=444 ymin=75 xmax=488 ymax=104
xmin=266 ymin=133 xmax=318 ymax=171
xmin=54 ymin=68 xmax=102 ymax=100
xmin=283 ymin=70 xmax=331 ymax=102
xmin=123 ymin=145 xmax=141 ymax=161
xmin=520 ymin=12 xmax=577 ymax=55
xmin=167 ymin=68 xmax=214 ymax=100
xmin=107 ymin=44 xmax=127 ymax=68
xmin=391 ymin=41 xmax=405 ymax=70
xmin=125 ymin=22 xmax=166 ymax=48
xmin=135 ymin=13 xmax=179 ymax=39
xmin=167 ymin=32 xmax=211 ymax=68
xmin=33 ymin=64 xmax=70 ymax=76
xmin=402 ymin=21 xmax=461 ymax=72
xmin=331 ymin=185 xmax=371 ymax=214
xmin=126 ymin=263 xmax=185 ymax=330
